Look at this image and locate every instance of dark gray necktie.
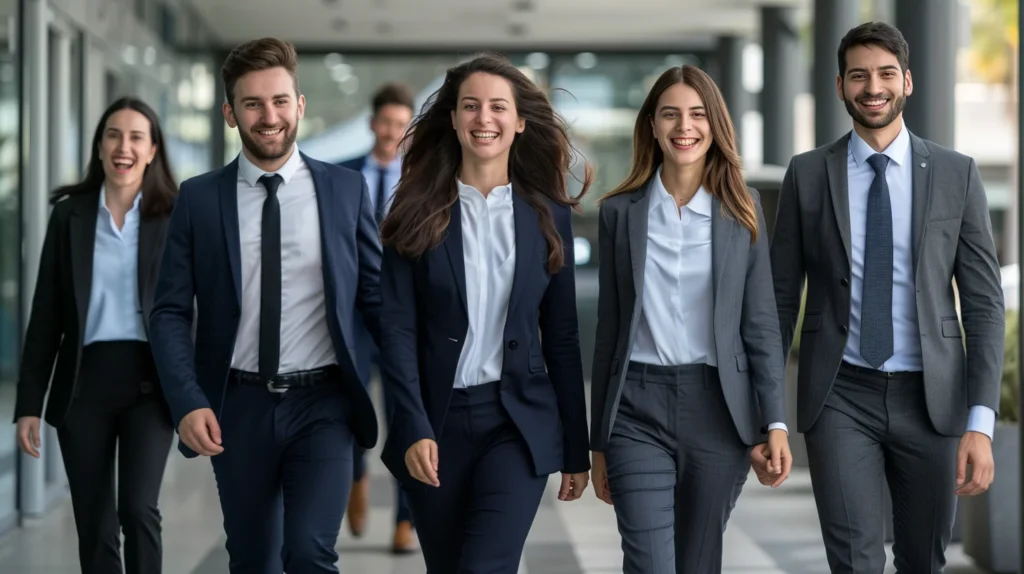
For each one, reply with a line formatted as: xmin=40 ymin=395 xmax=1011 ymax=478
xmin=375 ymin=167 xmax=388 ymax=227
xmin=859 ymin=153 xmax=893 ymax=368
xmin=258 ymin=173 xmax=283 ymax=382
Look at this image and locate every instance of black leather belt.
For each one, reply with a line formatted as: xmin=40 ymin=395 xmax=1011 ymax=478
xmin=839 ymin=361 xmax=922 ymax=381
xmin=229 ymin=365 xmax=340 ymax=393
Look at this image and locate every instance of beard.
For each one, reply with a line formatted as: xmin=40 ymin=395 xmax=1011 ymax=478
xmin=238 ymin=119 xmax=298 ymax=162
xmin=844 ymin=88 xmax=906 ymax=130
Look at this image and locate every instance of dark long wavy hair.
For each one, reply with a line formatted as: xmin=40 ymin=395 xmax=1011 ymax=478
xmin=51 ymin=97 xmax=178 ymax=218
xmin=380 ymin=53 xmax=593 ymax=273
xmin=601 ymin=65 xmax=758 ymax=242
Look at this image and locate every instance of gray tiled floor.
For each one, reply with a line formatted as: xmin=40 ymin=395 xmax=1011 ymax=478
xmin=0 ymin=381 xmax=993 ymax=573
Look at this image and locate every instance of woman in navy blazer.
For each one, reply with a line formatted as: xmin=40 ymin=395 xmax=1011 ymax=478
xmin=378 ymin=53 xmax=592 ymax=573
xmin=14 ymin=97 xmax=178 ymax=574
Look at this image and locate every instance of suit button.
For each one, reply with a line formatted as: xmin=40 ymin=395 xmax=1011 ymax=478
xmin=840 ymin=278 xmax=849 ymax=287
xmin=508 ymin=340 xmax=518 ymax=350
xmin=840 ymin=325 xmax=848 ymax=335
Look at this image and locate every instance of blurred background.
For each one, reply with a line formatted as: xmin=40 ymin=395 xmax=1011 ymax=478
xmin=0 ymin=0 xmax=1021 ymax=572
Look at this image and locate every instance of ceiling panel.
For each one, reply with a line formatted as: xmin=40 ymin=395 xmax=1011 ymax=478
xmin=191 ymin=0 xmax=807 ymax=49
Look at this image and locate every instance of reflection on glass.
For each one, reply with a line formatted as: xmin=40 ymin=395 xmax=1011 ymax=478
xmin=0 ymin=0 xmax=20 ymax=531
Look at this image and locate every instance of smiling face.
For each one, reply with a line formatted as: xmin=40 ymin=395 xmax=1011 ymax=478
xmin=650 ymin=82 xmax=713 ymax=169
xmin=98 ymin=108 xmax=158 ymax=190
xmin=223 ymin=66 xmax=305 ymax=164
xmin=450 ymin=72 xmax=526 ymax=165
xmin=837 ymin=43 xmax=912 ymax=130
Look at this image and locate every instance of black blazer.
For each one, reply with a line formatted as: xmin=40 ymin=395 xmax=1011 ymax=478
xmin=379 ymin=195 xmax=591 ymax=488
xmin=14 ymin=189 xmax=171 ymax=426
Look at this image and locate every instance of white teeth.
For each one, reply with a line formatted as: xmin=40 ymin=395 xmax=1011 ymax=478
xmin=258 ymin=128 xmax=283 ymax=136
xmin=861 ymin=99 xmax=887 ymax=106
xmin=672 ymin=138 xmax=698 ymax=147
xmin=472 ymin=131 xmax=498 ymax=140
xmin=113 ymin=159 xmax=134 ymax=169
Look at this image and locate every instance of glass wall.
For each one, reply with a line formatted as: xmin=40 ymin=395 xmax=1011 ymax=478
xmin=0 ymin=0 xmax=19 ymax=532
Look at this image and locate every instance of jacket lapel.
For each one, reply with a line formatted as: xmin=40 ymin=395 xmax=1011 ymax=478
xmin=908 ymin=133 xmax=932 ymax=274
xmin=507 ymin=192 xmax=538 ymax=319
xmin=306 ymin=154 xmax=337 ymax=285
xmin=219 ymin=159 xmax=242 ymax=303
xmin=710 ymin=197 xmax=734 ymax=308
xmin=70 ymin=190 xmax=100 ymax=333
xmin=443 ymin=199 xmax=468 ymax=315
xmin=826 ymin=133 xmax=853 ymax=265
xmin=627 ymin=180 xmax=653 ymax=301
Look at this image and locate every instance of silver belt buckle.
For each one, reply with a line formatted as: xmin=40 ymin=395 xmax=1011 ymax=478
xmin=266 ymin=379 xmax=288 ymax=394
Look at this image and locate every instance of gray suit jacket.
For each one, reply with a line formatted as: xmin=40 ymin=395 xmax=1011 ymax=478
xmin=590 ymin=178 xmax=787 ymax=451
xmin=770 ymin=131 xmax=1005 ymax=436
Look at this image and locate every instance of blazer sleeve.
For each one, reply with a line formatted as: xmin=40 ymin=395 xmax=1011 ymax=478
xmin=353 ymin=173 xmax=383 ymax=348
xmin=379 ymin=244 xmax=435 ymax=454
xmin=149 ymin=182 xmax=210 ymax=428
xmin=540 ymin=205 xmax=591 ymax=473
xmin=954 ymin=157 xmax=1005 ymax=414
xmin=742 ymin=190 xmax=788 ymax=429
xmin=589 ymin=201 xmax=619 ymax=452
xmin=14 ymin=206 xmax=66 ymax=420
xmin=770 ymin=156 xmax=806 ymax=360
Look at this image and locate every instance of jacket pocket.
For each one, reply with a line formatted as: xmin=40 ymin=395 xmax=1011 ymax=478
xmin=941 ymin=317 xmax=963 ymax=338
xmin=735 ymin=352 xmax=749 ymax=372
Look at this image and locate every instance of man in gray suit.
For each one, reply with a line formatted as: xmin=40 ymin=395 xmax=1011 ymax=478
xmin=767 ymin=22 xmax=1002 ymax=572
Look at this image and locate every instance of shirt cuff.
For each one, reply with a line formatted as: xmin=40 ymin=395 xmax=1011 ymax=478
xmin=967 ymin=406 xmax=996 ymax=440
xmin=767 ymin=422 xmax=788 ymax=434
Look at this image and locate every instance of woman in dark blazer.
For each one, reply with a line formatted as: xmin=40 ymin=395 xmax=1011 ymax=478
xmin=14 ymin=97 xmax=179 ymax=574
xmin=589 ymin=65 xmax=793 ymax=574
xmin=377 ymin=53 xmax=592 ymax=573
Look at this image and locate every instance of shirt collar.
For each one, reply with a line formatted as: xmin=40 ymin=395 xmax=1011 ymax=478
xmin=237 ymin=143 xmax=303 ymax=187
xmin=99 ymin=183 xmax=142 ymax=213
xmin=456 ymin=179 xmax=513 ymax=202
xmin=651 ymin=166 xmax=712 ymax=217
xmin=366 ymin=154 xmax=402 ymax=172
xmin=849 ymin=120 xmax=910 ymax=168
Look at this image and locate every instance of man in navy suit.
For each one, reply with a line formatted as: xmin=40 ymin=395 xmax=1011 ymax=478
xmin=338 ymin=82 xmax=416 ymax=553
xmin=149 ymin=37 xmax=381 ymax=574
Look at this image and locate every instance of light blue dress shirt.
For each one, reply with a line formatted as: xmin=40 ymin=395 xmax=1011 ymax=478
xmin=844 ymin=123 xmax=995 ymax=439
xmin=360 ymin=155 xmax=401 ymax=216
xmin=83 ymin=186 xmax=147 ymax=345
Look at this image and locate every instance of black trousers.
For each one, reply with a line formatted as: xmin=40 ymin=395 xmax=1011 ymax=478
xmin=56 ymin=341 xmax=174 ymax=574
xmin=407 ymin=381 xmax=548 ymax=574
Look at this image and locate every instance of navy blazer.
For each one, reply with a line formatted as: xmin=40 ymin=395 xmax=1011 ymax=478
xmin=379 ymin=194 xmax=591 ymax=487
xmin=338 ymin=154 xmax=376 ymax=384
xmin=338 ymin=155 xmax=367 ymax=172
xmin=150 ymin=153 xmax=383 ymax=457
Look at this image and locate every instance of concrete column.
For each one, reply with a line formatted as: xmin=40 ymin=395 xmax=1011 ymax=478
xmin=716 ymin=35 xmax=747 ymax=147
xmin=19 ymin=0 xmax=49 ymax=517
xmin=895 ymin=0 xmax=957 ymax=147
xmin=760 ymin=6 xmax=799 ymax=166
xmin=814 ymin=0 xmax=862 ymax=145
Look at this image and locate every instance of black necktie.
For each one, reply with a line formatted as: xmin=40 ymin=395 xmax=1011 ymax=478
xmin=258 ymin=173 xmax=283 ymax=382
xmin=859 ymin=154 xmax=893 ymax=368
xmin=375 ymin=167 xmax=388 ymax=227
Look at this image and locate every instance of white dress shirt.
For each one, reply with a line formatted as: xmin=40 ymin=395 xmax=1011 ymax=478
xmin=85 ymin=186 xmax=146 ymax=344
xmin=453 ymin=180 xmax=516 ymax=389
xmin=231 ymin=146 xmax=336 ymax=374
xmin=631 ymin=168 xmax=787 ymax=432
xmin=844 ymin=123 xmax=995 ymax=439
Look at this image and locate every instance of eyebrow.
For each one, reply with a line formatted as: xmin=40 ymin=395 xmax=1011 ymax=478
xmin=847 ymin=65 xmax=900 ymax=75
xmin=461 ymin=96 xmax=510 ymax=104
xmin=105 ymin=128 xmax=148 ymax=135
xmin=240 ymin=94 xmax=292 ymax=102
xmin=658 ymin=105 xmax=705 ymax=112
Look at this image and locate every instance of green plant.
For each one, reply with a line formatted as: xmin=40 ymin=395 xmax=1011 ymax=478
xmin=1000 ymin=310 xmax=1019 ymax=423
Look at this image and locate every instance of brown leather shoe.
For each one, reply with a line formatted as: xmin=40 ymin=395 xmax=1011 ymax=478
xmin=391 ymin=520 xmax=417 ymax=554
xmin=346 ymin=477 xmax=369 ymax=537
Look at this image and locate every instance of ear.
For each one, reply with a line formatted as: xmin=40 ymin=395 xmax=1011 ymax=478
xmin=222 ymin=102 xmax=237 ymax=128
xmin=146 ymin=145 xmax=157 ymax=166
xmin=296 ymin=94 xmax=306 ymax=120
xmin=450 ymin=109 xmax=456 ymax=129
xmin=835 ymin=74 xmax=844 ymax=102
xmin=516 ymin=116 xmax=525 ymax=133
xmin=903 ymin=69 xmax=913 ymax=97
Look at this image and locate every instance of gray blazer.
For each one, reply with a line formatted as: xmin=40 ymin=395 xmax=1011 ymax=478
xmin=770 ymin=131 xmax=1005 ymax=436
xmin=590 ymin=178 xmax=787 ymax=451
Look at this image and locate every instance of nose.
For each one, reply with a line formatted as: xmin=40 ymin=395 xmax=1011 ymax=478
xmin=866 ymin=74 xmax=882 ymax=95
xmin=116 ymin=135 xmax=130 ymax=154
xmin=262 ymin=106 xmax=279 ymax=126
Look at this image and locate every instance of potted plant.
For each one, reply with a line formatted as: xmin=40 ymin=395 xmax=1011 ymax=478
xmin=963 ymin=310 xmax=1021 ymax=573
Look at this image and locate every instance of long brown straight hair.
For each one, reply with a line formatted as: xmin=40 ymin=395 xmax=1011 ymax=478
xmin=380 ymin=53 xmax=593 ymax=273
xmin=601 ymin=65 xmax=758 ymax=242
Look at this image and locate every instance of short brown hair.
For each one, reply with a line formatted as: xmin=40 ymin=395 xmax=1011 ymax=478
xmin=372 ymin=83 xmax=415 ymax=116
xmin=221 ymin=37 xmax=300 ymax=107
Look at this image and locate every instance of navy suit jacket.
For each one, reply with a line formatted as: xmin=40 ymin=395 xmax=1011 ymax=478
xmin=379 ymin=195 xmax=591 ymax=487
xmin=338 ymin=154 xmax=376 ymax=384
xmin=150 ymin=153 xmax=383 ymax=457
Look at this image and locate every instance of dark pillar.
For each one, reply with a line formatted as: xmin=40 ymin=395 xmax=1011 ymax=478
xmin=814 ymin=0 xmax=862 ymax=145
xmin=895 ymin=0 xmax=957 ymax=147
xmin=761 ymin=6 xmax=799 ymax=166
xmin=716 ymin=35 xmax=747 ymax=147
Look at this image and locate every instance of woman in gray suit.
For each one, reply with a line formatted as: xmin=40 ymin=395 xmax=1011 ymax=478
xmin=589 ymin=65 xmax=792 ymax=574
